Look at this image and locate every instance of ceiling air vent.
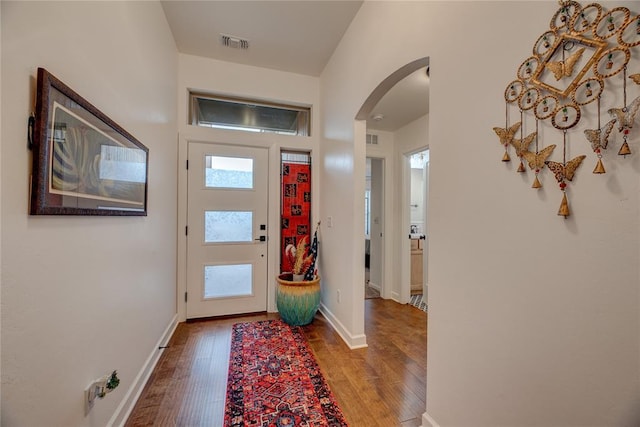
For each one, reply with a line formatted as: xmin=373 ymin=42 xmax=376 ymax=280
xmin=366 ymin=134 xmax=379 ymax=145
xmin=220 ymin=34 xmax=249 ymax=49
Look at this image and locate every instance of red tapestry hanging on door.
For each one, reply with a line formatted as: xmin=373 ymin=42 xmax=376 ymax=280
xmin=280 ymin=161 xmax=311 ymax=273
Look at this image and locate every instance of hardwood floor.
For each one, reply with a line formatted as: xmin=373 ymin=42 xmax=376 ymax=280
xmin=126 ymin=299 xmax=427 ymax=426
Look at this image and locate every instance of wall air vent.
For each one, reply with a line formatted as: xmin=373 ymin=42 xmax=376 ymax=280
xmin=366 ymin=134 xmax=379 ymax=145
xmin=220 ymin=34 xmax=249 ymax=49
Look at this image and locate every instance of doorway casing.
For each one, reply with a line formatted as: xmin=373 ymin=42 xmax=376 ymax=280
xmin=176 ymin=125 xmax=317 ymax=322
xmin=356 ymin=57 xmax=429 ymax=304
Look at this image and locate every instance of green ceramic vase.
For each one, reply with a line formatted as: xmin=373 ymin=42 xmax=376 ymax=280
xmin=276 ymin=273 xmax=321 ymax=326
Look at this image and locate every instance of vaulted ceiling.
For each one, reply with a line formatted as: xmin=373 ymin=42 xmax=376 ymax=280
xmin=161 ymin=1 xmax=429 ymax=131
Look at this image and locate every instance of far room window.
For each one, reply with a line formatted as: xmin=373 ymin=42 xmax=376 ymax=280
xmin=190 ymin=93 xmax=310 ymax=136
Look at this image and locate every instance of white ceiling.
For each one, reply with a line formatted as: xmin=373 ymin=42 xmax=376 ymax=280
xmin=161 ymin=0 xmax=429 ymax=132
xmin=367 ymin=66 xmax=430 ymax=132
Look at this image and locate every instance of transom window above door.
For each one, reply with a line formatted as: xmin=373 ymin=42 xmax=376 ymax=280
xmin=190 ymin=93 xmax=310 ymax=136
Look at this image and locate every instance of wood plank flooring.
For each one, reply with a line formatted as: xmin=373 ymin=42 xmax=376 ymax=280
xmin=125 ymin=298 xmax=427 ymax=426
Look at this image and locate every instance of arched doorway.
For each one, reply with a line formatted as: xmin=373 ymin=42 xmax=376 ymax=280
xmin=356 ymin=57 xmax=430 ymax=304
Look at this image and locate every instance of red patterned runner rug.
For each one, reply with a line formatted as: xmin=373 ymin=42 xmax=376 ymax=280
xmin=224 ymin=319 xmax=349 ymax=426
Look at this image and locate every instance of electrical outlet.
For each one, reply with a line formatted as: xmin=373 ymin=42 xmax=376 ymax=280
xmin=84 ymin=370 xmax=120 ymax=415
xmin=85 ymin=378 xmax=105 ymax=414
xmin=337 ymin=289 xmax=341 ymax=303
xmin=327 ymin=216 xmax=333 ymax=228
xmin=85 ymin=387 xmax=95 ymax=414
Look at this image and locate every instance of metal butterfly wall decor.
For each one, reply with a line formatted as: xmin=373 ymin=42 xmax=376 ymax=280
xmin=493 ymin=0 xmax=640 ymax=218
xmin=493 ymin=122 xmax=522 ymax=161
xmin=608 ymin=95 xmax=640 ymax=132
xmin=522 ymin=145 xmax=557 ymax=188
xmin=546 ymin=155 xmax=587 ymax=183
xmin=584 ymin=118 xmax=616 ymax=172
xmin=546 ymin=47 xmax=586 ymax=80
xmin=511 ymin=132 xmax=537 ymax=172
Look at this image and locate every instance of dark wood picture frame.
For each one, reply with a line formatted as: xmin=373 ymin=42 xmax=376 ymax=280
xmin=30 ymin=68 xmax=149 ymax=216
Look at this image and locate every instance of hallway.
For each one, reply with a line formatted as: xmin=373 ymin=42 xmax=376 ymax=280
xmin=126 ymin=299 xmax=427 ymax=426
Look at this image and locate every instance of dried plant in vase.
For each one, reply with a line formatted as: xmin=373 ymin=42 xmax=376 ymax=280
xmin=277 ymin=226 xmax=320 ymax=325
xmin=285 ymin=236 xmax=314 ymax=281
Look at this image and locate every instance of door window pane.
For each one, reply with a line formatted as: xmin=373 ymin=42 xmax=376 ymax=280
xmin=205 ymin=155 xmax=253 ymax=189
xmin=205 ymin=211 xmax=252 ymax=242
xmin=204 ymin=264 xmax=252 ymax=299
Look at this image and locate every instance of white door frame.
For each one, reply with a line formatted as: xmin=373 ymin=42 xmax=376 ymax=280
xmin=177 ymin=126 xmax=316 ymax=322
xmin=400 ymin=152 xmax=412 ymax=304
xmin=422 ymin=159 xmax=429 ymax=298
xmin=400 ymin=147 xmax=429 ymax=304
xmin=366 ymin=156 xmax=386 ymax=298
xmin=364 ymin=149 xmax=395 ymax=301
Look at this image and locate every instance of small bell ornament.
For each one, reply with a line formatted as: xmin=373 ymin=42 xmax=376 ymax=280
xmin=557 ymin=192 xmax=570 ymax=218
xmin=592 ymin=158 xmax=606 ymax=174
xmin=531 ymin=175 xmax=542 ymax=189
xmin=618 ymin=141 xmax=631 ymax=156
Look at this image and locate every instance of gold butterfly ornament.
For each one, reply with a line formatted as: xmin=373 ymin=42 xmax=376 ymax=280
xmin=545 ymin=155 xmax=586 ymax=218
xmin=510 ymin=132 xmax=536 ymax=172
xmin=522 ymin=145 xmax=556 ymax=170
xmin=493 ymin=122 xmax=521 ymax=162
xmin=584 ymin=119 xmax=616 ymax=152
xmin=545 ymin=47 xmax=585 ymax=81
xmin=521 ymin=144 xmax=556 ymax=188
xmin=608 ymin=95 xmax=640 ymax=156
xmin=584 ymin=119 xmax=616 ymax=174
xmin=608 ymin=95 xmax=640 ymax=132
xmin=545 ymin=155 xmax=586 ymax=185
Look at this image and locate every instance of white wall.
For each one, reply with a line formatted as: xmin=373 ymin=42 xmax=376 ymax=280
xmin=1 ymin=2 xmax=178 ymax=426
xmin=176 ymin=54 xmax=320 ymax=318
xmin=322 ymin=1 xmax=640 ymax=425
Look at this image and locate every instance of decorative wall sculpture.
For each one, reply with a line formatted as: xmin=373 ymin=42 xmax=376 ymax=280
xmin=494 ymin=1 xmax=640 ymax=217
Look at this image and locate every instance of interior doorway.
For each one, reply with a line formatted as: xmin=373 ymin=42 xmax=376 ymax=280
xmin=407 ymin=149 xmax=429 ymax=300
xmin=365 ymin=157 xmax=384 ymax=299
xmin=356 ymin=57 xmax=430 ymax=305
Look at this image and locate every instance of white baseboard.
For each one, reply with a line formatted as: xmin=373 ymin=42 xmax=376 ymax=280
xmin=108 ymin=314 xmax=179 ymax=427
xmin=391 ymin=290 xmax=400 ymax=303
xmin=368 ymin=281 xmax=381 ymax=291
xmin=318 ymin=303 xmax=367 ymax=349
xmin=422 ymin=411 xmax=440 ymax=427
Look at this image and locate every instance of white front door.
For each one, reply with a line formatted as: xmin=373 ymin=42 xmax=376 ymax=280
xmin=186 ymin=142 xmax=268 ymax=319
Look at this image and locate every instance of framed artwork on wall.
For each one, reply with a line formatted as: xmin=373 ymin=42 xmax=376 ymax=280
xmin=30 ymin=67 xmax=149 ymax=216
